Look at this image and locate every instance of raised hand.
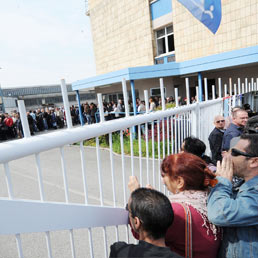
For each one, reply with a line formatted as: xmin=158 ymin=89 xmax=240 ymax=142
xmin=216 ymin=155 xmax=233 ymax=181
xmin=128 ymin=176 xmax=140 ymax=193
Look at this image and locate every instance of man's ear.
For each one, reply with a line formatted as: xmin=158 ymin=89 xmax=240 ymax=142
xmin=249 ymin=157 xmax=258 ymax=169
xmin=133 ymin=217 xmax=141 ymax=231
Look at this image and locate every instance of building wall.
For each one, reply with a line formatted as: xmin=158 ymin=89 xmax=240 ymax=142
xmin=95 ymin=77 xmax=186 ymax=101
xmin=173 ymin=0 xmax=258 ymax=62
xmin=89 ymin=0 xmax=155 ymax=74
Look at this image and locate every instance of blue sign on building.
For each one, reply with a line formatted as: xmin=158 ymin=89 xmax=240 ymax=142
xmin=178 ymin=0 xmax=222 ymax=34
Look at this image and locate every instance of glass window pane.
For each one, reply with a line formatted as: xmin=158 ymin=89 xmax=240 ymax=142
xmin=168 ymin=34 xmax=175 ymax=52
xmin=156 ymin=28 xmax=165 ymax=38
xmin=157 ymin=38 xmax=166 ymax=55
xmin=167 ymin=25 xmax=173 ymax=34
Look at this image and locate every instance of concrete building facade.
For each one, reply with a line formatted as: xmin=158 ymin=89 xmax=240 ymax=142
xmin=73 ymin=0 xmax=258 ymax=106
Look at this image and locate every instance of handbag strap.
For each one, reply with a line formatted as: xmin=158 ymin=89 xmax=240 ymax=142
xmin=179 ymin=203 xmax=193 ymax=258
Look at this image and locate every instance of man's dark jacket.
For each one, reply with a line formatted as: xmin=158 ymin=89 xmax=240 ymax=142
xmin=208 ymin=127 xmax=224 ymax=164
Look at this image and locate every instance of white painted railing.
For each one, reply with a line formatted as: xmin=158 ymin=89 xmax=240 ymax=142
xmin=0 ymin=77 xmax=256 ymax=258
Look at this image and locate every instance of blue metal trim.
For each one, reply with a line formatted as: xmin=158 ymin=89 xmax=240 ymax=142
xmin=72 ymin=68 xmax=129 ymax=90
xmin=130 ymin=80 xmax=137 ymax=116
xmin=76 ymin=90 xmax=85 ymax=126
xmin=72 ymin=45 xmax=258 ymax=91
xmin=198 ymin=72 xmax=203 ymax=102
xmin=150 ymin=0 xmax=172 ymax=20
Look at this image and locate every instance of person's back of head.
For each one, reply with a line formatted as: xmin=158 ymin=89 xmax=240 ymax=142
xmin=182 ymin=136 xmax=206 ymax=158
xmin=161 ymin=152 xmax=216 ymax=191
xmin=130 ymin=188 xmax=174 ymax=240
xmin=244 ymin=115 xmax=258 ymax=134
xmin=240 ymin=134 xmax=258 ymax=157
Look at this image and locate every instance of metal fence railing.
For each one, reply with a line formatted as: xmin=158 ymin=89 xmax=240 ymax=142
xmin=0 ymin=77 xmax=256 ymax=258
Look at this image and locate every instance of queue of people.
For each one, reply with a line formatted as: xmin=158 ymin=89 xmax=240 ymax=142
xmin=0 ymin=96 xmax=180 ymax=141
xmin=0 ymin=107 xmax=66 ymax=141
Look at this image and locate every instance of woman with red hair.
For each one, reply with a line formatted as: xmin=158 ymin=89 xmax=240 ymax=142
xmin=128 ymin=152 xmax=221 ymax=258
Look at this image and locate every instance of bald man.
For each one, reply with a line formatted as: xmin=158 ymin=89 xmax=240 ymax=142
xmin=208 ymin=115 xmax=225 ymax=164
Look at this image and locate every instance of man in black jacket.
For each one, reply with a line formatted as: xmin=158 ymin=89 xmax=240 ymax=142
xmin=109 ymin=188 xmax=181 ymax=258
xmin=208 ymin=115 xmax=225 ymax=164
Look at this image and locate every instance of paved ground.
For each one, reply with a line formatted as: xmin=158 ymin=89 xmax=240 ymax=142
xmin=0 ymin=143 xmax=161 ymax=258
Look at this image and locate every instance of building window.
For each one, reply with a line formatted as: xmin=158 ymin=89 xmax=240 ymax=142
xmin=156 ymin=25 xmax=174 ymax=56
xmin=150 ymin=87 xmax=166 ymax=97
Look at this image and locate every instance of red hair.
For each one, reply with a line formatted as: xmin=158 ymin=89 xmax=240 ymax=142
xmin=161 ymin=153 xmax=216 ymax=190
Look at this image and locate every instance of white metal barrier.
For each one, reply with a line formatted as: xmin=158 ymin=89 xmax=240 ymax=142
xmin=0 ymin=77 xmax=256 ymax=258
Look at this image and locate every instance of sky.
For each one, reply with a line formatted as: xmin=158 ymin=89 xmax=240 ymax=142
xmin=0 ymin=0 xmax=96 ymax=88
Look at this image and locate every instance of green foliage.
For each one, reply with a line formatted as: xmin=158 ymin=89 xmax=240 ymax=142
xmin=82 ymin=131 xmax=171 ymax=158
xmin=155 ymin=102 xmax=176 ymax=111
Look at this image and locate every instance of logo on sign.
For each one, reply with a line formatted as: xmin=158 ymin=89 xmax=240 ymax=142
xmin=178 ymin=0 xmax=222 ymax=34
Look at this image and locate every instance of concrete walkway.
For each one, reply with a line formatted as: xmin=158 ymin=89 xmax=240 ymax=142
xmin=0 ymin=144 xmax=161 ymax=258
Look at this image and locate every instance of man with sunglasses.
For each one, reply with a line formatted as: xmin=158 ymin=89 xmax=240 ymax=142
xmin=109 ymin=188 xmax=182 ymax=258
xmin=208 ymin=115 xmax=225 ymax=164
xmin=207 ymin=134 xmax=258 ymax=258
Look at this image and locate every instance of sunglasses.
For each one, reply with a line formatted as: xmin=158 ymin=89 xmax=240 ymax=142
xmin=216 ymin=120 xmax=225 ymax=123
xmin=231 ymin=148 xmax=256 ymax=158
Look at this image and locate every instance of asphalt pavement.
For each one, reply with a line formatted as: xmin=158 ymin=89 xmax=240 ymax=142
xmin=0 ymin=144 xmax=161 ymax=258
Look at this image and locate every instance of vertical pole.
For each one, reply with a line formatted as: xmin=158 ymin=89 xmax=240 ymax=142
xmin=212 ymin=85 xmax=215 ymax=100
xmin=159 ymin=78 xmax=166 ymax=111
xmin=198 ymin=72 xmax=203 ymax=102
xmin=60 ymin=79 xmax=73 ymax=129
xmin=185 ymin=78 xmax=190 ymax=105
xmin=130 ymin=80 xmax=137 ymax=116
xmin=195 ymin=86 xmax=199 ymax=103
xmin=204 ymin=77 xmax=208 ymax=101
xmin=0 ymin=84 xmax=5 ymax=113
xmin=18 ymin=100 xmax=31 ymax=138
xmin=218 ymin=78 xmax=222 ymax=98
xmin=144 ymin=90 xmax=149 ymax=113
xmin=76 ymin=90 xmax=84 ymax=126
xmin=229 ymin=78 xmax=232 ymax=96
xmin=130 ymin=80 xmax=137 ymax=138
xmin=224 ymin=84 xmax=227 ymax=97
xmin=234 ymin=84 xmax=237 ymax=96
xmin=175 ymin=88 xmax=179 ymax=107
xmin=97 ymin=93 xmax=105 ymax=123
xmin=238 ymin=78 xmax=241 ymax=95
xmin=242 ymin=83 xmax=245 ymax=94
xmin=233 ymin=83 xmax=237 ymax=107
xmin=122 ymin=78 xmax=129 ymax=117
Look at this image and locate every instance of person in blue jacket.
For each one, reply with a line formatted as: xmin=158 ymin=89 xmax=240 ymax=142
xmin=207 ymin=134 xmax=258 ymax=258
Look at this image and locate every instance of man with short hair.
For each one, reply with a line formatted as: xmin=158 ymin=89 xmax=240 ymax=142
xmin=109 ymin=188 xmax=181 ymax=258
xmin=221 ymin=109 xmax=248 ymax=151
xmin=208 ymin=115 xmax=225 ymax=164
xmin=207 ymin=134 xmax=258 ymax=258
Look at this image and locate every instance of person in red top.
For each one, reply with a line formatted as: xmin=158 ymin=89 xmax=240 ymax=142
xmin=4 ymin=113 xmax=13 ymax=127
xmin=128 ymin=152 xmax=221 ymax=258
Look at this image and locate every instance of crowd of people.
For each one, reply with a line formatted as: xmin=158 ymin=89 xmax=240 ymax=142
xmin=110 ymin=106 xmax=258 ymax=258
xmin=0 ymin=95 xmax=181 ymax=141
xmin=0 ymin=107 xmax=66 ymax=140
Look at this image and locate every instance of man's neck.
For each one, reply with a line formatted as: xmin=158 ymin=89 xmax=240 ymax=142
xmin=139 ymin=231 xmax=166 ymax=247
xmin=244 ymin=172 xmax=258 ymax=182
xmin=232 ymin=122 xmax=242 ymax=127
